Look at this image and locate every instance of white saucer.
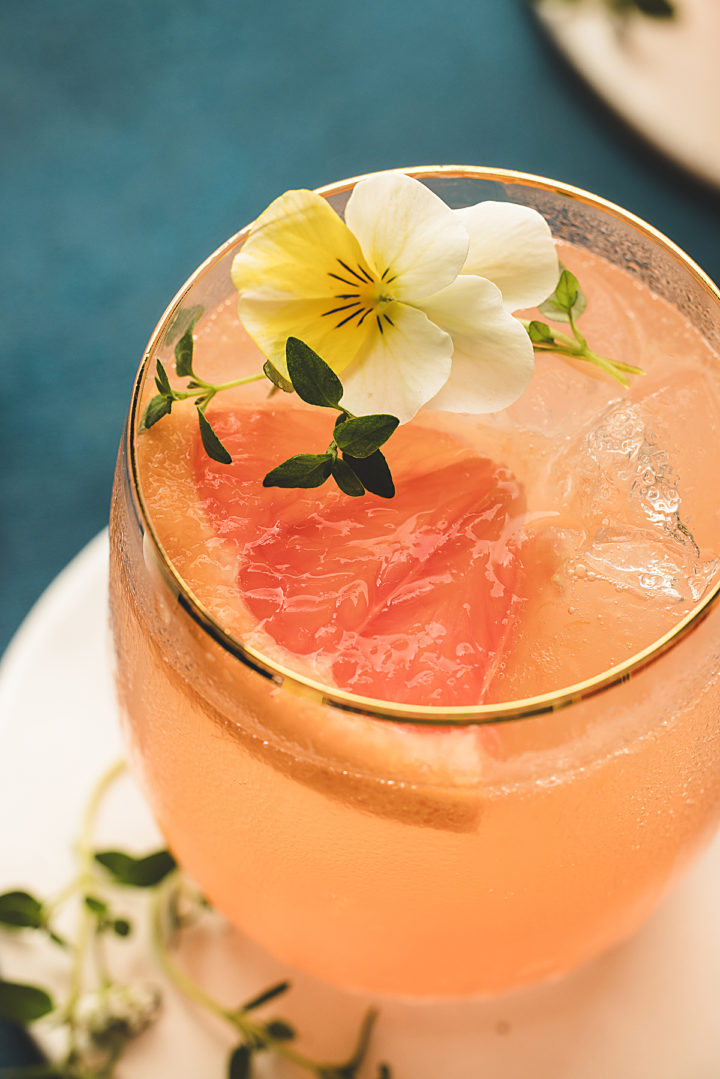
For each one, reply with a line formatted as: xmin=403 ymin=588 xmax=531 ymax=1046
xmin=534 ymin=0 xmax=720 ymax=190
xmin=2 ymin=531 xmax=720 ymax=1077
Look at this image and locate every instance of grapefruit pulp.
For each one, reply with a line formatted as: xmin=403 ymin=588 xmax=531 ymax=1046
xmin=193 ymin=406 xmax=525 ymax=706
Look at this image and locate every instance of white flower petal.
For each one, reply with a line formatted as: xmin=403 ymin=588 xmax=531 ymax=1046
xmin=345 ymin=173 xmax=469 ymax=303
xmin=422 ymin=276 xmax=535 ymax=413
xmin=339 ymin=303 xmax=453 ymax=423
xmin=455 ymin=201 xmax=559 ymax=312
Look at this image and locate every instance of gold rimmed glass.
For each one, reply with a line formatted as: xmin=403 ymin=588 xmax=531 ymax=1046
xmin=110 ymin=166 xmax=720 ymax=997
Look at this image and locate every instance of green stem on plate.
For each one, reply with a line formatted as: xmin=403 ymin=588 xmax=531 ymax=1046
xmin=150 ymin=874 xmax=377 ymax=1078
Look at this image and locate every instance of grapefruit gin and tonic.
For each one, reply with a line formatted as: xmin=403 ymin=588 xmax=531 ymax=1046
xmin=110 ymin=167 xmax=720 ymax=997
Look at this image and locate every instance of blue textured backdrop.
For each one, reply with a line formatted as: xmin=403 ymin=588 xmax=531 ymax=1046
xmin=1 ymin=0 xmax=720 ymax=1065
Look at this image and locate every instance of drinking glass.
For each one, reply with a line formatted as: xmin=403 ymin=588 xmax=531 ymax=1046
xmin=109 ymin=167 xmax=720 ymax=998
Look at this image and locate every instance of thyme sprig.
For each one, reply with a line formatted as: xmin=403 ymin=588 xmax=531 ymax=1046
xmin=140 ymin=306 xmax=264 ymax=465
xmin=262 ymin=338 xmax=399 ymax=498
xmin=142 ymin=321 xmax=399 ymax=498
xmin=521 ymin=268 xmax=645 ymax=386
xmin=0 ymin=762 xmax=390 ymax=1079
xmin=141 ymin=266 xmax=643 ymax=496
xmin=149 ymin=881 xmax=382 ymax=1079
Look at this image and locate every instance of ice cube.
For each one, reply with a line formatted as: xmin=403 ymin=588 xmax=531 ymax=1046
xmin=558 ymin=374 xmax=719 ymax=605
xmin=569 ymin=525 xmax=717 ymax=604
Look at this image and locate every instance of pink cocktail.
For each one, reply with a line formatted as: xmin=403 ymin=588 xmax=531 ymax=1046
xmin=110 ymin=168 xmax=720 ymax=997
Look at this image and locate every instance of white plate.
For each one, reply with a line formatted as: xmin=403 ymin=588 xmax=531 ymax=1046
xmin=1 ymin=531 xmax=720 ymax=1077
xmin=534 ymin=0 xmax=720 ymax=190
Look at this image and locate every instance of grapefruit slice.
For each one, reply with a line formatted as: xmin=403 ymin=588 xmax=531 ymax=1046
xmin=192 ymin=406 xmax=524 ymax=706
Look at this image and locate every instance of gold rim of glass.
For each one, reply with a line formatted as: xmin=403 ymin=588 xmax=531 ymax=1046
xmin=127 ymin=164 xmax=720 ymax=726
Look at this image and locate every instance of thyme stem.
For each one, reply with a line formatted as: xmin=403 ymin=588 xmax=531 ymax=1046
xmin=519 ymin=318 xmax=644 ymax=387
xmin=172 ymin=372 xmax=266 ymax=399
xmin=61 ymin=761 xmax=127 ymax=1065
xmin=150 ymin=874 xmax=377 ymax=1077
xmin=78 ymin=762 xmax=127 ymax=866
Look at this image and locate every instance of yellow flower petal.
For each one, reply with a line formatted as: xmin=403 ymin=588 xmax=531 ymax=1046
xmin=232 ymin=189 xmax=379 ymax=373
xmin=232 ymin=189 xmax=370 ymax=300
xmin=238 ymin=295 xmax=375 ymax=377
xmin=339 ymin=302 xmax=453 ymax=423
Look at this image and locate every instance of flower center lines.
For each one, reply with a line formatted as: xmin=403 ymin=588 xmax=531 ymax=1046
xmin=324 ymin=259 xmax=396 ymax=334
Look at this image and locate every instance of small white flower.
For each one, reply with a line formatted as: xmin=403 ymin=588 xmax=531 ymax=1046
xmin=76 ymin=982 xmax=161 ymax=1042
xmin=231 ymin=171 xmax=559 ymax=423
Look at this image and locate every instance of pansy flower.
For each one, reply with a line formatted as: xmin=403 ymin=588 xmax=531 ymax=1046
xmin=231 ymin=171 xmax=559 ymax=423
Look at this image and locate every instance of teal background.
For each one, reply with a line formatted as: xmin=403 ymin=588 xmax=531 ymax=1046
xmin=1 ymin=0 xmax=719 ymax=1066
